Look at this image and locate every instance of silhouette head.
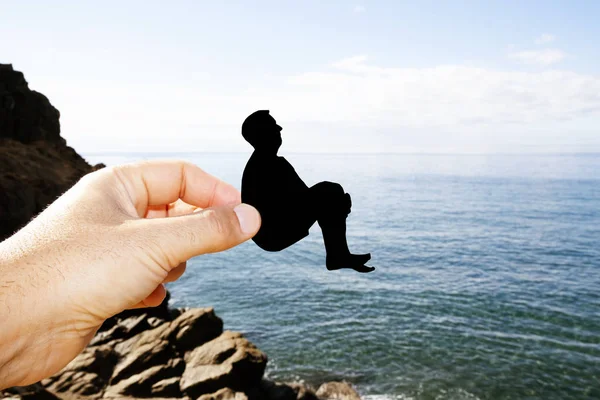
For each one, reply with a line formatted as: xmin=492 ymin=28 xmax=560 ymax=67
xmin=242 ymin=110 xmax=283 ymax=153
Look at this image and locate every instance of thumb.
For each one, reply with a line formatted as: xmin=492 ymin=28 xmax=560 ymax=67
xmin=140 ymin=203 xmax=261 ymax=267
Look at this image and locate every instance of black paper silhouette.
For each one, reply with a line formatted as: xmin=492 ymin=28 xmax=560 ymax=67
xmin=241 ymin=110 xmax=374 ymax=273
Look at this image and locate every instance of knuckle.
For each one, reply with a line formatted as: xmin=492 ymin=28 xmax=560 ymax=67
xmin=182 ymin=228 xmax=200 ymax=249
xmin=205 ymin=209 xmax=232 ymax=237
xmin=180 ymin=160 xmax=197 ymax=170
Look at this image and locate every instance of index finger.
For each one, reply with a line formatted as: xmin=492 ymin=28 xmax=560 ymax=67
xmin=109 ymin=160 xmax=241 ymax=217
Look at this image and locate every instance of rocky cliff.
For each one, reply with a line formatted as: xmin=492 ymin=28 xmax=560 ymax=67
xmin=0 ymin=63 xmax=104 ymax=241
xmin=0 ymin=66 xmax=361 ymax=400
xmin=1 ymin=294 xmax=361 ymax=400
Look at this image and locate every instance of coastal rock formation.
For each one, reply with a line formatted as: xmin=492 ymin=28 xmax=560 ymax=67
xmin=0 ymin=64 xmax=61 ymax=144
xmin=0 ymin=63 xmax=104 ymax=241
xmin=315 ymin=383 xmax=361 ymax=400
xmin=2 ymin=301 xmax=362 ymax=400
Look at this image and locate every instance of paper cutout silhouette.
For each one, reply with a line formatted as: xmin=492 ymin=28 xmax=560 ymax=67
xmin=241 ymin=110 xmax=374 ymax=273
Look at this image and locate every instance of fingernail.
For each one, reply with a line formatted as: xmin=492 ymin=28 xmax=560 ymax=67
xmin=234 ymin=203 xmax=261 ymax=235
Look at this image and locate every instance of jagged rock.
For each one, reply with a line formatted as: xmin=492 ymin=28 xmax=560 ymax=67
xmin=44 ymin=370 xmax=104 ymax=398
xmin=104 ymin=358 xmax=184 ymax=397
xmin=147 ymin=316 xmax=165 ymax=328
xmin=197 ymin=387 xmax=249 ymax=400
xmin=113 ymin=321 xmax=172 ymax=357
xmin=1 ymin=383 xmax=61 ymax=400
xmin=90 ymin=314 xmax=150 ymax=347
xmin=64 ymin=372 xmax=104 ymax=397
xmin=98 ymin=292 xmax=172 ymax=334
xmin=151 ymin=376 xmax=182 ymax=398
xmin=110 ymin=340 xmax=172 ymax=385
xmin=90 ymin=314 xmax=152 ymax=347
xmin=112 ymin=307 xmax=222 ymax=359
xmin=169 ymin=307 xmax=190 ymax=320
xmin=256 ymin=381 xmax=319 ymax=400
xmin=0 ymin=63 xmax=103 ymax=241
xmin=163 ymin=308 xmax=223 ymax=352
xmin=315 ymin=382 xmax=361 ymax=400
xmin=42 ymin=344 xmax=118 ymax=397
xmin=180 ymin=331 xmax=268 ymax=398
xmin=96 ymin=398 xmax=185 ymax=400
xmin=0 ymin=64 xmax=61 ymax=144
xmin=285 ymin=382 xmax=320 ymax=400
xmin=259 ymin=380 xmax=297 ymax=400
xmin=182 ymin=331 xmax=242 ymax=365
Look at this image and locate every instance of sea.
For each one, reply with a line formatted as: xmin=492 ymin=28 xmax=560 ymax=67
xmin=83 ymin=152 xmax=600 ymax=400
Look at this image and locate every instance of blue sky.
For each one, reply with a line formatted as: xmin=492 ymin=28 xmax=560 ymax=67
xmin=1 ymin=1 xmax=599 ymax=153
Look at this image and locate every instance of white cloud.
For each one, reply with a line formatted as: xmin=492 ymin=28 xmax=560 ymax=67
xmin=43 ymin=55 xmax=600 ymax=153
xmin=353 ymin=5 xmax=365 ymax=13
xmin=508 ymin=49 xmax=566 ymax=65
xmin=331 ymin=55 xmax=369 ymax=70
xmin=535 ymin=33 xmax=556 ymax=45
xmin=284 ymin=56 xmax=600 ymax=127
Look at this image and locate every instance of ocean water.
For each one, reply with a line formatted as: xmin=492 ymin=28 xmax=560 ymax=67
xmin=83 ymin=152 xmax=600 ymax=400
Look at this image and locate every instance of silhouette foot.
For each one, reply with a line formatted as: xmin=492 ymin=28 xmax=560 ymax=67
xmin=326 ymin=253 xmax=374 ymax=273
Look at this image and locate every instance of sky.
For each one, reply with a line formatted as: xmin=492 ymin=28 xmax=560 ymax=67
xmin=1 ymin=0 xmax=599 ymax=153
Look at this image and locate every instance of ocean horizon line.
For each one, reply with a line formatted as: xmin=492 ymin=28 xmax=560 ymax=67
xmin=81 ymin=150 xmax=600 ymax=157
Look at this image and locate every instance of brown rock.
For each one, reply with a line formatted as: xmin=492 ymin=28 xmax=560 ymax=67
xmin=255 ymin=381 xmax=319 ymax=400
xmin=151 ymin=377 xmax=182 ymax=398
xmin=42 ymin=344 xmax=117 ymax=397
xmin=182 ymin=331 xmax=243 ymax=365
xmin=64 ymin=372 xmax=104 ymax=397
xmin=95 ymin=398 xmax=185 ymax=400
xmin=180 ymin=331 xmax=267 ymax=398
xmin=89 ymin=314 xmax=152 ymax=347
xmin=43 ymin=370 xmax=103 ymax=398
xmin=164 ymin=308 xmax=223 ymax=352
xmin=113 ymin=321 xmax=171 ymax=357
xmin=1 ymin=383 xmax=61 ymax=400
xmin=315 ymin=382 xmax=361 ymax=400
xmin=286 ymin=382 xmax=319 ymax=400
xmin=259 ymin=380 xmax=296 ymax=400
xmin=97 ymin=292 xmax=172 ymax=335
xmin=147 ymin=316 xmax=165 ymax=328
xmin=112 ymin=307 xmax=221 ymax=358
xmin=197 ymin=387 xmax=249 ymax=400
xmin=110 ymin=340 xmax=172 ymax=384
xmin=104 ymin=358 xmax=184 ymax=397
xmin=169 ymin=307 xmax=190 ymax=321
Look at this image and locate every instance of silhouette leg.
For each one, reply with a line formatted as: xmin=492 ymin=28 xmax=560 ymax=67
xmin=308 ymin=182 xmax=374 ymax=273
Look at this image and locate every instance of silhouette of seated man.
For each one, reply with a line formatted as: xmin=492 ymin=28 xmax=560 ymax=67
xmin=241 ymin=110 xmax=374 ymax=273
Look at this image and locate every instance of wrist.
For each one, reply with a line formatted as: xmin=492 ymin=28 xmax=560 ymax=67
xmin=0 ymin=236 xmax=96 ymax=389
xmin=0 ymin=237 xmax=51 ymax=389
xmin=0 ymin=241 xmax=29 ymax=389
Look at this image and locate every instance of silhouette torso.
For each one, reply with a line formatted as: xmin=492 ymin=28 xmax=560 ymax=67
xmin=242 ymin=151 xmax=312 ymax=251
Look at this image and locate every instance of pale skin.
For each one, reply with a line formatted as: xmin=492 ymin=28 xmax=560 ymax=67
xmin=0 ymin=160 xmax=261 ymax=390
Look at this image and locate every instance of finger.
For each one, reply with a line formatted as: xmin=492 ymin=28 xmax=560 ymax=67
xmin=110 ymin=160 xmax=241 ymax=217
xmin=145 ymin=205 xmax=168 ymax=219
xmin=146 ymin=200 xmax=200 ymax=219
xmin=138 ymin=203 xmax=261 ymax=267
xmin=163 ymin=261 xmax=186 ymax=283
xmin=128 ymin=284 xmax=167 ymax=309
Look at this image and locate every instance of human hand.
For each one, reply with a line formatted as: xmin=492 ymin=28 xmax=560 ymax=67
xmin=0 ymin=160 xmax=261 ymax=389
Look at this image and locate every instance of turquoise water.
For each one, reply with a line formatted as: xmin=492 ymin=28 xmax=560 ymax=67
xmin=84 ymin=153 xmax=600 ymax=400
